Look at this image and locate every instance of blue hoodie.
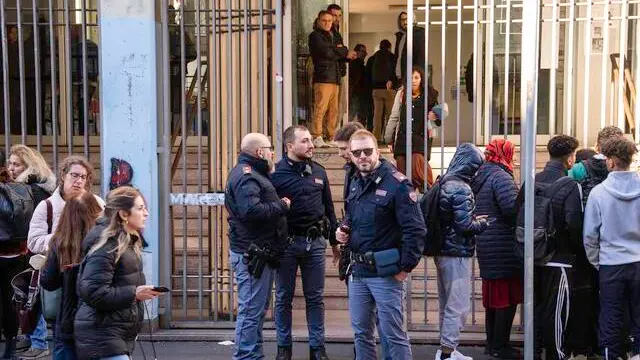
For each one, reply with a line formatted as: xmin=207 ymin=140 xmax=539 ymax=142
xmin=583 ymin=171 xmax=640 ymax=268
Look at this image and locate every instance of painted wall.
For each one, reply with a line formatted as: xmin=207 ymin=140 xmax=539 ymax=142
xmin=99 ymin=0 xmax=160 ymax=318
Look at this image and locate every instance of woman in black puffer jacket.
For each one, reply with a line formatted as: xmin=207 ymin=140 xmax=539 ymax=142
xmin=74 ymin=186 xmax=161 ymax=360
xmin=471 ymin=139 xmax=522 ymax=359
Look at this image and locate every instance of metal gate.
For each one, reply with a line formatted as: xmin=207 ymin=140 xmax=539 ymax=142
xmin=0 ymin=0 xmax=102 ymax=189
xmin=159 ymin=0 xmax=640 ymax=333
xmin=159 ymin=0 xmax=282 ymax=327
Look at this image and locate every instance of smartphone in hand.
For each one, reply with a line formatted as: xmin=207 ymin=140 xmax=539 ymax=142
xmin=151 ymin=286 xmax=171 ymax=293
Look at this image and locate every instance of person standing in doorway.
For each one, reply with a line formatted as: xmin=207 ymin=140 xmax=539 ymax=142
xmin=367 ymin=39 xmax=396 ymax=141
xmin=336 ymin=129 xmax=425 ymax=359
xmin=309 ymin=10 xmax=357 ymax=148
xmin=393 ymin=12 xmax=426 ymax=88
xmin=328 ymin=4 xmax=349 ymax=130
xmin=224 ymin=133 xmax=289 ymax=360
xmin=271 ymin=125 xmax=338 ymax=360
xmin=349 ymin=44 xmax=369 ymax=125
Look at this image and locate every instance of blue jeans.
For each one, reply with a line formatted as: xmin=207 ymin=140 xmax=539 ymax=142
xmin=349 ymin=276 xmax=411 ymax=359
xmin=53 ymin=338 xmax=78 ymax=360
xmin=230 ymin=251 xmax=275 ymax=360
xmin=275 ymin=236 xmax=326 ymax=348
xmin=435 ymin=256 xmax=472 ymax=349
xmin=98 ymin=356 xmax=130 ymax=360
xmin=29 ymin=315 xmax=48 ymax=350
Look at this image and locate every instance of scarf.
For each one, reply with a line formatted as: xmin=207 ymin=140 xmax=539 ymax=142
xmin=485 ymin=139 xmax=515 ymax=173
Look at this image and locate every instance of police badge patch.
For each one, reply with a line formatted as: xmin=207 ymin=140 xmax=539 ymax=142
xmin=243 ymin=165 xmax=252 ymax=174
xmin=409 ymin=191 xmax=418 ymax=203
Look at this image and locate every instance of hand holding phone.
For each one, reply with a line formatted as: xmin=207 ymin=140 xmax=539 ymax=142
xmin=151 ymin=286 xmax=170 ymax=293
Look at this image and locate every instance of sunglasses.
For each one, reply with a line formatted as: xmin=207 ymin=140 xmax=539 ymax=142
xmin=351 ymin=148 xmax=375 ymax=158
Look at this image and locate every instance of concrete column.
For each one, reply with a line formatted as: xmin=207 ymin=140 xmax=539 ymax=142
xmin=98 ymin=0 xmax=161 ymax=320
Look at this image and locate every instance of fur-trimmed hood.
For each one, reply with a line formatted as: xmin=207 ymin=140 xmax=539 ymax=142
xmin=15 ymin=171 xmax=57 ymax=194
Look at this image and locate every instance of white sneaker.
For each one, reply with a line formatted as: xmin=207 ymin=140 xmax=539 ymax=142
xmin=451 ymin=350 xmax=473 ymax=360
xmin=326 ymin=140 xmax=339 ymax=148
xmin=313 ymin=136 xmax=328 ymax=148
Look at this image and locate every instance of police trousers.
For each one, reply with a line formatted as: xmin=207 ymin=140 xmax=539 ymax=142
xmin=275 ymin=236 xmax=327 ymax=348
xmin=349 ymin=276 xmax=411 ymax=359
xmin=230 ymin=251 xmax=275 ymax=360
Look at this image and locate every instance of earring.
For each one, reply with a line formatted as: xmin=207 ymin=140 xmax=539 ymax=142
xmin=124 ymin=219 xmax=129 ymax=225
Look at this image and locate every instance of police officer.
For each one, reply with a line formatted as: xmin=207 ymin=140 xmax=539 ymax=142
xmin=271 ymin=125 xmax=337 ymax=360
xmin=336 ymin=129 xmax=426 ymax=359
xmin=225 ymin=133 xmax=290 ymax=360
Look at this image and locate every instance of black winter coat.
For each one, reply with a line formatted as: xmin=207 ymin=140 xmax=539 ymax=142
xmin=392 ymin=87 xmax=439 ymax=158
xmin=394 ymin=25 xmax=426 ymax=83
xmin=471 ymin=162 xmax=520 ymax=279
xmin=40 ymin=243 xmax=80 ymax=340
xmin=309 ymin=28 xmax=348 ymax=84
xmin=74 ymin=235 xmax=146 ymax=360
xmin=367 ymin=49 xmax=396 ymax=89
xmin=438 ymin=144 xmax=488 ymax=257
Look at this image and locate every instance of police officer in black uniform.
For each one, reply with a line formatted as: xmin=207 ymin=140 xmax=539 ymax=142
xmin=336 ymin=129 xmax=426 ymax=359
xmin=271 ymin=125 xmax=338 ymax=360
xmin=225 ymin=133 xmax=290 ymax=360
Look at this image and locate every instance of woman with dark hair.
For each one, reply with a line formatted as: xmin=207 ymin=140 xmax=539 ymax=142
xmin=471 ymin=139 xmax=522 ymax=359
xmin=74 ymin=186 xmax=161 ymax=360
xmin=40 ymin=191 xmax=103 ymax=360
xmin=384 ymin=65 xmax=441 ymax=191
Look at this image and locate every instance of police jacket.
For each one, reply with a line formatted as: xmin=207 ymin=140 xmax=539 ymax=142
xmin=271 ymin=156 xmax=338 ymax=245
xmin=471 ymin=162 xmax=520 ymax=279
xmin=74 ymin=235 xmax=146 ymax=360
xmin=225 ymin=153 xmax=288 ymax=254
xmin=345 ymin=159 xmax=426 ymax=277
xmin=309 ymin=28 xmax=349 ymax=84
xmin=439 ymin=143 xmax=488 ymax=257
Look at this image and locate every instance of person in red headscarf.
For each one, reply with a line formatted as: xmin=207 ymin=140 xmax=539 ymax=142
xmin=470 ymin=139 xmax=522 ymax=359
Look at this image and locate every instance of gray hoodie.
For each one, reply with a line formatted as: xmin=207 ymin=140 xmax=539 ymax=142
xmin=583 ymin=171 xmax=640 ymax=268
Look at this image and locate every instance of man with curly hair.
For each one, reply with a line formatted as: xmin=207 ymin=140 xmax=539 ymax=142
xmin=583 ymin=137 xmax=640 ymax=360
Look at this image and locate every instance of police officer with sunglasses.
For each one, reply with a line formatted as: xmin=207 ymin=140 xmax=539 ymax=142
xmin=271 ymin=125 xmax=338 ymax=360
xmin=336 ymin=129 xmax=426 ymax=359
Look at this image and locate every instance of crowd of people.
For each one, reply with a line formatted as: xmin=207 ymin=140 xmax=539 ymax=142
xmin=0 ymin=145 xmax=161 ymax=360
xmin=226 ymin=122 xmax=640 ymax=360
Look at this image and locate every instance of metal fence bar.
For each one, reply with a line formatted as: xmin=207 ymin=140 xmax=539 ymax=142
xmin=405 ymin=2 xmax=414 ymax=184
xmin=503 ymin=0 xmax=511 ymax=138
xmin=472 ymin=0 xmax=479 ymax=145
xmin=227 ymin=0 xmax=235 ymax=322
xmin=274 ymin=0 xmax=282 ymax=159
xmin=618 ymin=0 xmax=629 ymax=130
xmin=243 ymin=0 xmax=250 ymax=135
xmin=456 ymin=0 xmax=461 ymax=146
xmin=48 ymin=0 xmax=58 ymax=169
xmin=636 ymin=8 xmax=640 ymax=143
xmin=196 ymin=0 xmax=204 ymax=321
xmin=180 ymin=2 xmax=188 ymax=320
xmin=81 ymin=0 xmax=89 ymax=157
xmin=484 ymin=0 xmax=495 ymax=143
xmin=16 ymin=0 xmax=27 ymax=143
xmin=564 ymin=0 xmax=576 ymax=136
xmin=31 ymin=0 xmax=43 ymax=151
xmin=258 ymin=0 xmax=264 ymax=133
xmin=440 ymin=0 xmax=445 ymax=176
xmin=582 ymin=0 xmax=592 ymax=146
xmin=211 ymin=0 xmax=219 ymax=323
xmin=423 ymin=1 xmax=431 ymax=200
xmin=600 ymin=0 xmax=611 ymax=128
xmin=521 ymin=1 xmax=542 ymax=358
xmin=64 ymin=0 xmax=73 ymax=153
xmin=1 ymin=0 xmax=10 ymax=155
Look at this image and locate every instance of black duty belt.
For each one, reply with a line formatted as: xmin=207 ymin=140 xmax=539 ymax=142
xmin=288 ymin=223 xmax=323 ymax=240
xmin=350 ymin=251 xmax=375 ymax=267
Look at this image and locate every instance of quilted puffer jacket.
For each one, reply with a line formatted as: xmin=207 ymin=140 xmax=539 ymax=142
xmin=438 ymin=143 xmax=488 ymax=257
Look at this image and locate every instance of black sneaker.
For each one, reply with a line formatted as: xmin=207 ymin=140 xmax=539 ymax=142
xmin=276 ymin=346 xmax=292 ymax=360
xmin=310 ymin=346 xmax=330 ymax=360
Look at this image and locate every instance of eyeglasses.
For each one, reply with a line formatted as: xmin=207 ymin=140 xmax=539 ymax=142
xmin=351 ymin=148 xmax=375 ymax=158
xmin=261 ymin=146 xmax=274 ymax=151
xmin=69 ymin=172 xmax=88 ymax=181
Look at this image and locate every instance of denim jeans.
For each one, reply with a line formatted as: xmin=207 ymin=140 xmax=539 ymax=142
xmin=230 ymin=251 xmax=275 ymax=360
xmin=349 ymin=275 xmax=411 ymax=359
xmin=53 ymin=338 xmax=78 ymax=360
xmin=275 ymin=236 xmax=326 ymax=348
xmin=29 ymin=315 xmax=48 ymax=350
xmin=98 ymin=356 xmax=130 ymax=360
xmin=435 ymin=256 xmax=472 ymax=349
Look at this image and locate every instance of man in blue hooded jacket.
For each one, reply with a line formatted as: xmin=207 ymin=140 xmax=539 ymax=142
xmin=435 ymin=143 xmax=488 ymax=360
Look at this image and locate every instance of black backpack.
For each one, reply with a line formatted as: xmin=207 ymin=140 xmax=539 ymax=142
xmin=419 ymin=177 xmax=446 ymax=256
xmin=515 ymin=177 xmax=574 ymax=265
xmin=0 ymin=183 xmax=36 ymax=242
xmin=578 ymin=159 xmax=608 ymax=208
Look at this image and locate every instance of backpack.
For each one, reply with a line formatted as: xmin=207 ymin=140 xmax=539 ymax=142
xmin=0 ymin=183 xmax=36 ymax=241
xmin=419 ymin=177 xmax=446 ymax=256
xmin=578 ymin=159 xmax=608 ymax=208
xmin=515 ymin=176 xmax=574 ymax=265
